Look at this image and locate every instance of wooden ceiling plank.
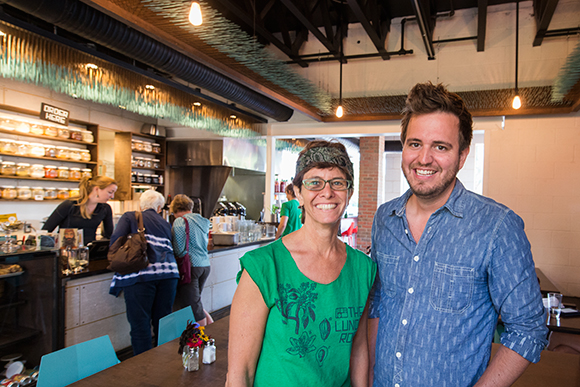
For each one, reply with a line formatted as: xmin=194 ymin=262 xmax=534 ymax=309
xmin=533 ymin=0 xmax=560 ymax=46
xmin=477 ymin=0 xmax=488 ymax=52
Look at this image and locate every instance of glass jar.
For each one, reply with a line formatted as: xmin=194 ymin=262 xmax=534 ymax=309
xmin=57 ymin=188 xmax=70 ymax=200
xmin=69 ymin=167 xmax=81 ymax=180
xmin=143 ymin=142 xmax=153 ymax=153
xmin=80 ymin=149 xmax=91 ymax=162
xmin=131 ymin=157 xmax=137 ymax=168
xmin=69 ymin=188 xmax=80 ymax=198
xmin=131 ymin=172 xmax=136 ymax=183
xmin=0 ymin=119 xmax=17 ymax=131
xmin=136 ymin=157 xmax=145 ymax=168
xmin=1 ymin=186 xmax=17 ymax=199
xmin=17 ymin=186 xmax=32 ymax=200
xmin=151 ymin=174 xmax=159 ymax=185
xmin=144 ymin=158 xmax=153 ymax=169
xmin=29 ymin=143 xmax=46 ymax=157
xmin=144 ymin=174 xmax=152 ymax=184
xmin=57 ymin=127 xmax=70 ymax=139
xmin=44 ymin=187 xmax=57 ymax=200
xmin=56 ymin=146 xmax=70 ymax=159
xmin=81 ymin=130 xmax=94 ymax=143
xmin=69 ymin=148 xmax=82 ymax=161
xmin=15 ymin=122 xmax=31 ymax=133
xmin=134 ymin=140 xmax=144 ymax=151
xmin=136 ymin=173 xmax=144 ymax=183
xmin=131 ymin=140 xmax=137 ymax=150
xmin=152 ymin=143 xmax=161 ymax=154
xmin=15 ymin=141 xmax=30 ymax=156
xmin=32 ymin=187 xmax=44 ymax=200
xmin=44 ymin=126 xmax=58 ymax=137
xmin=44 ymin=165 xmax=58 ymax=178
xmin=1 ymin=161 xmax=16 ymax=175
xmin=152 ymin=159 xmax=160 ymax=169
xmin=0 ymin=139 xmax=16 ymax=154
xmin=31 ymin=124 xmax=45 ymax=135
xmin=70 ymin=128 xmax=83 ymax=141
xmin=57 ymin=166 xmax=69 ymax=179
xmin=16 ymin=163 xmax=31 ymax=177
xmin=44 ymin=144 xmax=56 ymax=158
xmin=81 ymin=168 xmax=92 ymax=179
xmin=30 ymin=164 xmax=45 ymax=178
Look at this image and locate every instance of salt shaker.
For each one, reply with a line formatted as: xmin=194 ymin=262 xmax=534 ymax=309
xmin=202 ymin=339 xmax=216 ymax=364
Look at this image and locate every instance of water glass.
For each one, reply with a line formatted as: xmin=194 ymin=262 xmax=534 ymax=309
xmin=547 ymin=292 xmax=563 ymax=319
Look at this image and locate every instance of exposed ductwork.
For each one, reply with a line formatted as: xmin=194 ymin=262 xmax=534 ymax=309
xmin=2 ymin=0 xmax=294 ymax=122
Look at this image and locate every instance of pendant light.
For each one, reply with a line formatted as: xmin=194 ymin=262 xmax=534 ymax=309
xmin=512 ymin=1 xmax=521 ymax=110
xmin=189 ymin=2 xmax=203 ymax=26
xmin=335 ymin=1 xmax=344 ymax=118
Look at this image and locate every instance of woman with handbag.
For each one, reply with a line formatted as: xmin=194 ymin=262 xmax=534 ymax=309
xmin=109 ymin=189 xmax=180 ymax=355
xmin=170 ymin=194 xmax=212 ymax=325
xmin=42 ymin=175 xmax=117 ymax=243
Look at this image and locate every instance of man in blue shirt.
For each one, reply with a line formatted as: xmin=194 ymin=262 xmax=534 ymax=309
xmin=366 ymin=82 xmax=548 ymax=386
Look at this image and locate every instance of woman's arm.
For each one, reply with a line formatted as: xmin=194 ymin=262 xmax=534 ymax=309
xmin=274 ymin=216 xmax=288 ymax=239
xmin=350 ymin=299 xmax=370 ymax=387
xmin=101 ymin=204 xmax=114 ymax=239
xmin=42 ymin=200 xmax=73 ymax=232
xmin=171 ymin=217 xmax=186 ymax=258
xmin=226 ymin=270 xmax=269 ymax=387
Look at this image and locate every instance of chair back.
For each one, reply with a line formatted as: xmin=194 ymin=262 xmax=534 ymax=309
xmin=158 ymin=306 xmax=195 ymax=346
xmin=37 ymin=335 xmax=120 ymax=387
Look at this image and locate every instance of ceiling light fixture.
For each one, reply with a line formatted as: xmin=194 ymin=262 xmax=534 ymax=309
xmin=193 ymin=102 xmax=202 ymax=106
xmin=512 ymin=1 xmax=521 ymax=110
xmin=230 ymin=115 xmax=237 ymax=119
xmin=86 ymin=63 xmax=98 ymax=70
xmin=189 ymin=2 xmax=203 ymax=26
xmin=145 ymin=84 xmax=155 ymax=90
xmin=335 ymin=1 xmax=344 ymax=118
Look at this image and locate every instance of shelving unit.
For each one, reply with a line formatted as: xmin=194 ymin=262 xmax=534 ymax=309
xmin=0 ymin=105 xmax=99 ymax=200
xmin=114 ymin=132 xmax=165 ymax=201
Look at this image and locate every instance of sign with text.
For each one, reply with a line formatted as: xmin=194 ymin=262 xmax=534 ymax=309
xmin=40 ymin=103 xmax=69 ymax=126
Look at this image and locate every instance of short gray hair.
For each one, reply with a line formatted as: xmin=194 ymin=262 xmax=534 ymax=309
xmin=140 ymin=189 xmax=165 ymax=211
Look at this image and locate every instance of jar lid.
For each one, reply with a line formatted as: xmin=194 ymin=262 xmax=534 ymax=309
xmin=56 ymin=146 xmax=69 ymax=149
xmin=152 ymin=143 xmax=160 ymax=146
xmin=132 ymin=139 xmax=142 ymax=143
xmin=31 ymin=164 xmax=44 ymax=167
xmin=151 ymin=174 xmax=158 ymax=177
xmin=32 ymin=187 xmax=44 ymax=190
xmin=57 ymin=188 xmax=68 ymax=191
xmin=144 ymin=174 xmax=151 ymax=176
xmin=2 ymin=139 xmax=14 ymax=142
xmin=2 ymin=185 xmax=15 ymax=188
xmin=153 ymin=159 xmax=160 ymax=162
xmin=81 ymin=168 xmax=92 ymax=171
xmin=43 ymin=144 xmax=55 ymax=147
xmin=70 ymin=168 xmax=81 ymax=171
xmin=2 ymin=161 xmax=16 ymax=165
xmin=45 ymin=165 xmax=57 ymax=168
xmin=16 ymin=163 xmax=30 ymax=166
xmin=18 ymin=186 xmax=30 ymax=189
xmin=80 ymin=149 xmax=90 ymax=152
xmin=70 ymin=128 xmax=81 ymax=132
xmin=57 ymin=166 xmax=69 ymax=169
xmin=46 ymin=187 xmax=56 ymax=190
xmin=81 ymin=130 xmax=91 ymax=133
xmin=30 ymin=142 xmax=45 ymax=146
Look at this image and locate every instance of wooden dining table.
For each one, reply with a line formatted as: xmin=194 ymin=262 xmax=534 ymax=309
xmin=69 ymin=314 xmax=580 ymax=387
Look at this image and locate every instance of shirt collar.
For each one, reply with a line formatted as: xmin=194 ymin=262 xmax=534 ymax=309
xmin=392 ymin=179 xmax=466 ymax=219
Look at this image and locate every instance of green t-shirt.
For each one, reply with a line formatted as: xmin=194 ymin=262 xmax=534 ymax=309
xmin=279 ymin=199 xmax=302 ymax=237
xmin=237 ymin=239 xmax=377 ymax=386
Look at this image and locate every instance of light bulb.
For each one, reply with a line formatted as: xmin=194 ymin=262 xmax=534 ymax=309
xmin=189 ymin=2 xmax=202 ymax=26
xmin=512 ymin=95 xmax=521 ymax=110
xmin=336 ymin=105 xmax=343 ymax=118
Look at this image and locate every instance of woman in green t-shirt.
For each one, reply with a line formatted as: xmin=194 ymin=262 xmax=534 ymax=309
xmin=275 ymin=183 xmax=302 ymax=239
xmin=227 ymin=140 xmax=376 ymax=387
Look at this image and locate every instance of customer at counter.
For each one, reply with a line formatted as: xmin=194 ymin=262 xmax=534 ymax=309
xmin=170 ymin=194 xmax=212 ymax=326
xmin=109 ymin=189 xmax=179 ymax=355
xmin=42 ymin=176 xmax=117 ymax=243
xmin=226 ymin=140 xmax=376 ymax=386
xmin=274 ymin=183 xmax=302 ymax=239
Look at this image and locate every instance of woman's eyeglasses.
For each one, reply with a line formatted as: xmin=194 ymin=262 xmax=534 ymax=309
xmin=302 ymin=178 xmax=352 ymax=191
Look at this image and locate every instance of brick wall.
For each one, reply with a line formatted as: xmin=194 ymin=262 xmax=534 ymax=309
xmin=357 ymin=136 xmax=384 ymax=252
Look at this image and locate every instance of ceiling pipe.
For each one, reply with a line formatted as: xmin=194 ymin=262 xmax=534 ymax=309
xmin=1 ymin=0 xmax=294 ymax=122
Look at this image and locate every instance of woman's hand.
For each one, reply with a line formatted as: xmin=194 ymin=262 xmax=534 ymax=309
xmin=226 ymin=270 xmax=269 ymax=387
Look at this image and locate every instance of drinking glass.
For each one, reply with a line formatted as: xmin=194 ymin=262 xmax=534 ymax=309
xmin=547 ymin=292 xmax=563 ymax=319
xmin=78 ymin=246 xmax=89 ymax=269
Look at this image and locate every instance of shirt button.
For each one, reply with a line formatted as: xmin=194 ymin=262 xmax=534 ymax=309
xmin=408 ymin=288 xmax=414 ymax=294
xmin=404 ymin=229 xmax=408 ymax=235
xmin=402 ymin=319 xmax=408 ymax=325
xmin=413 ymin=255 xmax=419 ymax=262
xmin=396 ymin=352 xmax=402 ymax=358
xmin=395 ymin=384 xmax=400 ymax=387
xmin=428 ymin=227 xmax=432 ymax=232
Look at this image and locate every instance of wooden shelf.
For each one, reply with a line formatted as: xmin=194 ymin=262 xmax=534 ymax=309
xmin=0 ymin=152 xmax=96 ymax=165
xmin=0 ymin=176 xmax=83 ymax=183
xmin=0 ymin=325 xmax=41 ymax=350
xmin=0 ymin=128 xmax=97 ymax=146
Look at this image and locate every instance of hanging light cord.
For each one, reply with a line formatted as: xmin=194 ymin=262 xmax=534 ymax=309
xmin=515 ymin=0 xmax=519 ymax=95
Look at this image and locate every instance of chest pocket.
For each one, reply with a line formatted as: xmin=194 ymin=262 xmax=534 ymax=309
xmin=376 ymin=252 xmax=398 ymax=298
xmin=430 ymin=262 xmax=474 ymax=314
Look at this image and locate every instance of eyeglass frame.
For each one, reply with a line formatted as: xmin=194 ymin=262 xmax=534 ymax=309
xmin=302 ymin=177 xmax=353 ymax=191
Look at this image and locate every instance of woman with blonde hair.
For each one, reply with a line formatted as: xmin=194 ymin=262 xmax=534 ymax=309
xmin=43 ymin=175 xmax=117 ymax=243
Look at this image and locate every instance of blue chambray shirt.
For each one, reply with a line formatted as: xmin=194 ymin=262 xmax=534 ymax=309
xmin=369 ymin=180 xmax=548 ymax=387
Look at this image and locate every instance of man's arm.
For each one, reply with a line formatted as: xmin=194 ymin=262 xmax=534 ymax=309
xmin=474 ymin=345 xmax=530 ymax=387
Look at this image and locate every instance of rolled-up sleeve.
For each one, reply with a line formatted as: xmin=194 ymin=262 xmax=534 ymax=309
xmin=489 ymin=211 xmax=549 ymax=363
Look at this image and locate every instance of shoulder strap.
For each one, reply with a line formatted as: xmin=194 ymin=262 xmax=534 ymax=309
xmin=184 ymin=217 xmax=190 ymax=254
xmin=135 ymin=211 xmax=145 ymax=231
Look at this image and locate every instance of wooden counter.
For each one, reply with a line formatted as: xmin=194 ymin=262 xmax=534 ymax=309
xmin=69 ymin=315 xmax=580 ymax=387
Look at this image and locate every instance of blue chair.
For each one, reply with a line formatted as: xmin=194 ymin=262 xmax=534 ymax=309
xmin=158 ymin=306 xmax=195 ymax=346
xmin=37 ymin=335 xmax=120 ymax=387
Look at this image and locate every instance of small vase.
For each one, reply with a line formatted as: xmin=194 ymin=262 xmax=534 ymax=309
xmin=182 ymin=346 xmax=200 ymax=371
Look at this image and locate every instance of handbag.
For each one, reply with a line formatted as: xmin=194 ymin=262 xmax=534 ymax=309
xmin=107 ymin=211 xmax=149 ymax=275
xmin=176 ymin=217 xmax=192 ymax=285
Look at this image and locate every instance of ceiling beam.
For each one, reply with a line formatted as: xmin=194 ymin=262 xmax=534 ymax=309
xmin=346 ymin=0 xmax=390 ymax=60
xmin=279 ymin=0 xmax=339 ymax=57
xmin=410 ymin=0 xmax=436 ymax=60
xmin=212 ymin=0 xmax=310 ymax=67
xmin=532 ymin=0 xmax=560 ymax=46
xmin=477 ymin=0 xmax=488 ymax=52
